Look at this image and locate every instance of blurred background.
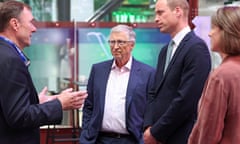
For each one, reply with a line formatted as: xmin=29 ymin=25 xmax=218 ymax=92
xmin=1 ymin=1 xmax=239 ymax=143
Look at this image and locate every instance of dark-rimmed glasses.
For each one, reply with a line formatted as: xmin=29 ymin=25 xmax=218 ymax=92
xmin=108 ymin=40 xmax=131 ymax=46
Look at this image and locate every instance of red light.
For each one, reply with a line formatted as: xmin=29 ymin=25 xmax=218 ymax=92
xmin=90 ymin=23 xmax=96 ymax=27
xmin=132 ymin=23 xmax=137 ymax=27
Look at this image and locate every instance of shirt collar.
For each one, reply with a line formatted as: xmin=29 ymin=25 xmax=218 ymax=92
xmin=112 ymin=56 xmax=132 ymax=70
xmin=172 ymin=26 xmax=191 ymax=47
xmin=0 ymin=36 xmax=30 ymax=66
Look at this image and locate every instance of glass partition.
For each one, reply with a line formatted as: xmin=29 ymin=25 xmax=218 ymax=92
xmin=77 ymin=24 xmax=170 ymax=87
xmin=24 ymin=22 xmax=170 ymax=126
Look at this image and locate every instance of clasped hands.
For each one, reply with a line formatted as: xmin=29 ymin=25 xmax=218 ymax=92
xmin=38 ymin=87 xmax=88 ymax=110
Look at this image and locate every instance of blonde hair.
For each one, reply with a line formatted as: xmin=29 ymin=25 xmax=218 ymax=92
xmin=211 ymin=6 xmax=240 ymax=55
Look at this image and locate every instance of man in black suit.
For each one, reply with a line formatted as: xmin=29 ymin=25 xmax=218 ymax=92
xmin=0 ymin=1 xmax=87 ymax=144
xmin=143 ymin=0 xmax=211 ymax=144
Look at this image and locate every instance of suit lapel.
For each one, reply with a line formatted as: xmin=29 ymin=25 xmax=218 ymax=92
xmin=155 ymin=31 xmax=192 ymax=92
xmin=166 ymin=32 xmax=192 ymax=73
xmin=99 ymin=60 xmax=113 ymax=113
xmin=125 ymin=59 xmax=139 ymax=113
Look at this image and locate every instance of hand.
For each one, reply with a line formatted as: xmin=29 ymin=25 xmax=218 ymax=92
xmin=57 ymin=88 xmax=88 ymax=110
xmin=144 ymin=127 xmax=160 ymax=144
xmin=38 ymin=87 xmax=57 ymax=104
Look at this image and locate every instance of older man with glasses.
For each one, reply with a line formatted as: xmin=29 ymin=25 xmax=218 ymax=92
xmin=80 ymin=24 xmax=155 ymax=144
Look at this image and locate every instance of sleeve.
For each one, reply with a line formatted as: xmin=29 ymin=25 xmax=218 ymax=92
xmin=0 ymin=56 xmax=62 ymax=129
xmin=188 ymin=75 xmax=227 ymax=144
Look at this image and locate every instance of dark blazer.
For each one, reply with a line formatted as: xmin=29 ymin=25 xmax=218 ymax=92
xmin=0 ymin=39 xmax=63 ymax=144
xmin=144 ymin=31 xmax=211 ymax=144
xmin=80 ymin=58 xmax=155 ymax=144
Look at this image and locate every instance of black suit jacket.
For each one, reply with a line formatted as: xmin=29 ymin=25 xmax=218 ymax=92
xmin=80 ymin=58 xmax=155 ymax=144
xmin=0 ymin=39 xmax=63 ymax=144
xmin=144 ymin=31 xmax=211 ymax=144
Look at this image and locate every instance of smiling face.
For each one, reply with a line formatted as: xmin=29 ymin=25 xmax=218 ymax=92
xmin=109 ymin=31 xmax=134 ymax=67
xmin=13 ymin=7 xmax=37 ymax=50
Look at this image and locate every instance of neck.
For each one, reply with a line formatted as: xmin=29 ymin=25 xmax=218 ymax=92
xmin=171 ymin=22 xmax=189 ymax=38
xmin=0 ymin=32 xmax=23 ymax=50
xmin=220 ymin=53 xmax=228 ymax=60
xmin=115 ymin=60 xmax=127 ymax=68
xmin=115 ymin=57 xmax=130 ymax=68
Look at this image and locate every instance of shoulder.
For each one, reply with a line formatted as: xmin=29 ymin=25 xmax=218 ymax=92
xmin=212 ymin=57 xmax=240 ymax=81
xmin=0 ymin=41 xmax=14 ymax=56
xmin=185 ymin=31 xmax=207 ymax=46
xmin=182 ymin=31 xmax=210 ymax=58
xmin=133 ymin=59 xmax=155 ymax=72
xmin=0 ymin=43 xmax=21 ymax=68
xmin=92 ymin=59 xmax=113 ymax=68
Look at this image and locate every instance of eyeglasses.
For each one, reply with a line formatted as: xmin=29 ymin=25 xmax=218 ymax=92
xmin=108 ymin=40 xmax=131 ymax=46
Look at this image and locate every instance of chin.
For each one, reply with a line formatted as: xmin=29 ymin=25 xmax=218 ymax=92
xmin=114 ymin=56 xmax=123 ymax=61
xmin=159 ymin=28 xmax=167 ymax=33
xmin=25 ymin=44 xmax=30 ymax=47
xmin=26 ymin=42 xmax=31 ymax=47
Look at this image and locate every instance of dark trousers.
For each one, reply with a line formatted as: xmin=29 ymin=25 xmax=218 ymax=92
xmin=96 ymin=135 xmax=139 ymax=144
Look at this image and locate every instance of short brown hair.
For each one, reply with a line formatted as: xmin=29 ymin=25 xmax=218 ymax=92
xmin=167 ymin=0 xmax=189 ymax=18
xmin=211 ymin=6 xmax=240 ymax=55
xmin=0 ymin=1 xmax=31 ymax=32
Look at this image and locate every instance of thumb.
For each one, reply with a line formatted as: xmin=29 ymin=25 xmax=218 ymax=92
xmin=39 ymin=86 xmax=48 ymax=96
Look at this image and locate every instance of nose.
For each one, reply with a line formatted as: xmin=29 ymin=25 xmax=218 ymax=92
xmin=155 ymin=16 xmax=158 ymax=23
xmin=208 ymin=30 xmax=212 ymax=37
xmin=31 ymin=24 xmax=37 ymax=33
xmin=155 ymin=14 xmax=160 ymax=23
xmin=112 ymin=43 xmax=120 ymax=49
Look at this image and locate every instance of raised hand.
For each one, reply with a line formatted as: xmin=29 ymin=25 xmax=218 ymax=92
xmin=57 ymin=88 xmax=88 ymax=110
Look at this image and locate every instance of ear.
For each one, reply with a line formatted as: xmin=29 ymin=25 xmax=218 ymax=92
xmin=9 ymin=18 xmax=20 ymax=31
xmin=130 ymin=42 xmax=135 ymax=50
xmin=129 ymin=41 xmax=134 ymax=46
xmin=174 ymin=6 xmax=182 ymax=17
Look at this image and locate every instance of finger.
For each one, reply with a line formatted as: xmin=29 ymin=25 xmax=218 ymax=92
xmin=72 ymin=95 xmax=84 ymax=103
xmin=73 ymin=103 xmax=83 ymax=109
xmin=80 ymin=93 xmax=88 ymax=100
xmin=39 ymin=86 xmax=48 ymax=95
xmin=73 ymin=95 xmax=87 ymax=103
xmin=61 ymin=88 xmax=73 ymax=93
xmin=73 ymin=98 xmax=85 ymax=106
xmin=71 ymin=91 xmax=88 ymax=98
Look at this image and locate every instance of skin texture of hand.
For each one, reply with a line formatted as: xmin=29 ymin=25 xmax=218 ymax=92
xmin=38 ymin=87 xmax=57 ymax=104
xmin=57 ymin=88 xmax=88 ymax=110
xmin=144 ymin=127 xmax=161 ymax=144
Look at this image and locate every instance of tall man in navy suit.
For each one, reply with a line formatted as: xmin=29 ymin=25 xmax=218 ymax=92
xmin=0 ymin=1 xmax=87 ymax=144
xmin=143 ymin=0 xmax=211 ymax=144
xmin=80 ymin=24 xmax=155 ymax=144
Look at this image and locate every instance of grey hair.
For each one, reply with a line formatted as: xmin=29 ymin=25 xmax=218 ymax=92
xmin=110 ymin=24 xmax=136 ymax=43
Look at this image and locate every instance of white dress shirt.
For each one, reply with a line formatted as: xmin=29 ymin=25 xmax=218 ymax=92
xmin=101 ymin=57 xmax=132 ymax=134
xmin=171 ymin=26 xmax=191 ymax=58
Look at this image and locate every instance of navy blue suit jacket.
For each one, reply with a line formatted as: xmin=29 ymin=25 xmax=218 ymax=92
xmin=80 ymin=58 xmax=155 ymax=144
xmin=144 ymin=31 xmax=211 ymax=144
xmin=0 ymin=39 xmax=63 ymax=144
